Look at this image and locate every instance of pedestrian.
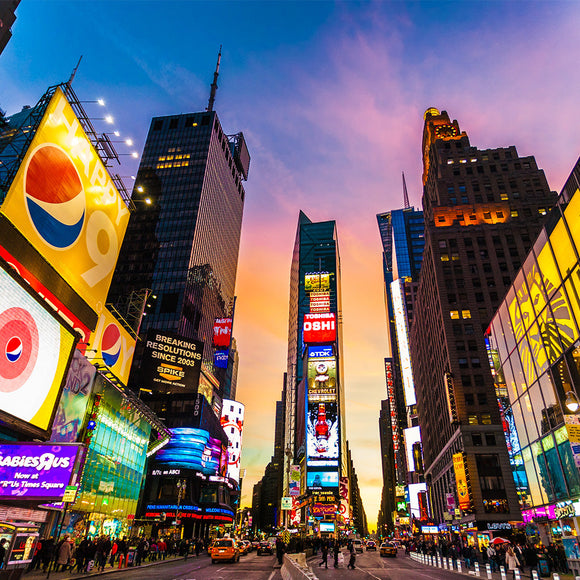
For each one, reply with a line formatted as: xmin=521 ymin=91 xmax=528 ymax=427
xmin=333 ymin=539 xmax=340 ymax=568
xmin=319 ymin=540 xmax=328 ymax=568
xmin=506 ymin=546 xmax=520 ymax=579
xmin=487 ymin=544 xmax=498 ymax=572
xmin=56 ymin=535 xmax=72 ymax=572
xmin=275 ymin=536 xmax=285 ymax=565
xmin=347 ymin=540 xmax=356 ymax=570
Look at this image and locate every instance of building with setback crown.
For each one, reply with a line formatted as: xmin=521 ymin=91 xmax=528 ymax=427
xmin=107 ymin=58 xmax=250 ymax=537
xmin=409 ymin=108 xmax=557 ymax=533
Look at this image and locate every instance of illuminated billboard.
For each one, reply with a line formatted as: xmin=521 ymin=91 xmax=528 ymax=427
xmin=85 ymin=307 xmax=136 ymax=385
xmin=303 ymin=313 xmax=336 ymax=344
xmin=310 ymin=292 xmax=330 ymax=313
xmin=140 ymin=330 xmax=203 ymax=393
xmin=391 ymin=279 xmax=416 ymax=406
xmin=385 ymin=359 xmax=399 ymax=472
xmin=212 ymin=318 xmax=232 ymax=348
xmin=220 ymin=400 xmax=244 ymax=483
xmin=305 ymin=272 xmax=330 ymax=293
xmin=155 ymin=427 xmax=223 ymax=475
xmin=0 ymin=443 xmax=81 ymax=500
xmin=404 ymin=426 xmax=422 ymax=473
xmin=0 ymin=87 xmax=130 ymax=314
xmin=307 ymin=470 xmax=338 ymax=491
xmin=307 ymin=401 xmax=339 ymax=463
xmin=308 ymin=345 xmax=333 ymax=358
xmin=407 ymin=482 xmax=427 ymax=518
xmin=50 ymin=350 xmax=96 ymax=443
xmin=0 ymin=262 xmax=76 ymax=433
xmin=453 ymin=452 xmax=471 ymax=511
xmin=214 ymin=350 xmax=228 ymax=369
xmin=307 ymin=357 xmax=337 ymax=400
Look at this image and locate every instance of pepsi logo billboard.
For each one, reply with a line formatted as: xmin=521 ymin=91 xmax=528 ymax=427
xmin=303 ymin=313 xmax=336 ymax=344
xmin=0 ymin=88 xmax=130 ymax=315
xmin=85 ymin=308 xmax=136 ymax=385
xmin=0 ymin=262 xmax=76 ymax=433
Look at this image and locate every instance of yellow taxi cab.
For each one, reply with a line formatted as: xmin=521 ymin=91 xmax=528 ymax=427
xmin=236 ymin=540 xmax=248 ymax=555
xmin=380 ymin=541 xmax=397 ymax=557
xmin=210 ymin=538 xmax=240 ymax=563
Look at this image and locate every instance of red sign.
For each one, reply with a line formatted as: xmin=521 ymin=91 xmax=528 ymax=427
xmin=303 ymin=313 xmax=336 ymax=344
xmin=212 ymin=318 xmax=232 ymax=348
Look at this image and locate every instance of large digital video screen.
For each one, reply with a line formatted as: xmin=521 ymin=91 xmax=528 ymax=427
xmin=0 ymin=262 xmax=76 ymax=433
xmin=307 ymin=401 xmax=339 ymax=463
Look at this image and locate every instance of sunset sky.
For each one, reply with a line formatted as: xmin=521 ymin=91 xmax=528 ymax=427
xmin=2 ymin=1 xmax=580 ymax=530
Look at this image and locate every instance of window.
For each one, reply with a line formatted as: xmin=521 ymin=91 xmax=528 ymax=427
xmin=500 ymin=193 xmax=509 ymax=201
xmin=539 ymin=208 xmax=547 ymax=215
xmin=450 ymin=310 xmax=460 ymax=319
xmin=485 ymin=434 xmax=496 ymax=446
xmin=462 ymin=310 xmax=472 ymax=319
xmin=472 ymin=433 xmax=483 ymax=446
xmin=468 ymin=415 xmax=479 ymax=425
xmin=471 ymin=358 xmax=481 ymax=368
xmin=477 ymin=392 xmax=487 ymax=404
xmin=459 ymin=358 xmax=469 ymax=369
xmin=511 ymin=210 xmax=519 ymax=217
xmin=169 ymin=118 xmax=179 ymax=130
xmin=465 ymin=393 xmax=474 ymax=404
xmin=481 ymin=414 xmax=492 ymax=425
xmin=153 ymin=119 xmax=163 ymax=131
xmin=496 ymin=211 xmax=504 ymax=218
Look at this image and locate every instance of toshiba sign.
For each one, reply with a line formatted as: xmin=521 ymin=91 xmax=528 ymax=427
xmin=303 ymin=313 xmax=336 ymax=344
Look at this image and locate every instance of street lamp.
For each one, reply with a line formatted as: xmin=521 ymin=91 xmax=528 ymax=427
xmin=565 ymin=391 xmax=580 ymax=413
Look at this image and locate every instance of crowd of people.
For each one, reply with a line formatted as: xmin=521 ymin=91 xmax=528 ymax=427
xmin=409 ymin=537 xmax=569 ymax=577
xmin=25 ymin=534 xmax=208 ymax=574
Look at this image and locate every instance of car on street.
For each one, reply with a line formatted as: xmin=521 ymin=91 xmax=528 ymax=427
xmin=257 ymin=540 xmax=274 ymax=555
xmin=210 ymin=538 xmax=240 ymax=563
xmin=236 ymin=540 xmax=248 ymax=555
xmin=366 ymin=540 xmax=377 ymax=551
xmin=242 ymin=540 xmax=252 ymax=552
xmin=353 ymin=539 xmax=363 ymax=553
xmin=380 ymin=542 xmax=397 ymax=557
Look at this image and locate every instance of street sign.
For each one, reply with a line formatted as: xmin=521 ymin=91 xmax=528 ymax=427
xmin=63 ymin=485 xmax=78 ymax=503
xmin=281 ymin=497 xmax=292 ymax=510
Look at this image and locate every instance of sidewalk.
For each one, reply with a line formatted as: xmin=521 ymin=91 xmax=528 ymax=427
xmin=410 ymin=553 xmax=577 ymax=580
xmin=25 ymin=554 xmax=201 ymax=580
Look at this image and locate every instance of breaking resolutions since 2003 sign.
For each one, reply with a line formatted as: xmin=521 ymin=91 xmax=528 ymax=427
xmin=140 ymin=330 xmax=203 ymax=393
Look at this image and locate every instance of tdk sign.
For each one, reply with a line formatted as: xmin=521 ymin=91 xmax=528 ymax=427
xmin=308 ymin=346 xmax=333 ymax=358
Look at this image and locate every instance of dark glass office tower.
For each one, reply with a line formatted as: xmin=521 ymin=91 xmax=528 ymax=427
xmin=409 ymin=108 xmax=557 ymax=530
xmin=0 ymin=1 xmax=20 ymax=56
xmin=108 ymin=109 xmax=249 ymax=411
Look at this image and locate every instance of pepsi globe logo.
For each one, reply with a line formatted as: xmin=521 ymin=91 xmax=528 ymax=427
xmin=0 ymin=308 xmax=39 ymax=393
xmin=24 ymin=144 xmax=85 ymax=249
xmin=101 ymin=323 xmax=121 ymax=367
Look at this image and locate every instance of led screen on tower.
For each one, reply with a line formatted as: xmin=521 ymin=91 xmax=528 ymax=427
xmin=307 ymin=357 xmax=337 ymax=400
xmin=306 ymin=401 xmax=339 ymax=464
xmin=303 ymin=313 xmax=336 ymax=344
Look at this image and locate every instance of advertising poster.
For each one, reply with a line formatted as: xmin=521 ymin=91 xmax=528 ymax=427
xmin=50 ymin=350 xmax=96 ymax=443
xmin=214 ymin=349 xmax=228 ymax=369
xmin=303 ymin=313 xmax=336 ymax=344
xmin=307 ymin=401 xmax=339 ymax=462
xmin=307 ymin=357 xmax=337 ymax=400
xmin=289 ymin=465 xmax=301 ymax=497
xmin=453 ymin=452 xmax=471 ymax=510
xmin=212 ymin=318 xmax=232 ymax=348
xmin=220 ymin=400 xmax=244 ymax=483
xmin=404 ymin=426 xmax=422 ymax=473
xmin=85 ymin=308 xmax=136 ymax=385
xmin=0 ymin=443 xmax=81 ymax=500
xmin=307 ymin=471 xmax=338 ymax=491
xmin=140 ymin=329 xmax=203 ymax=393
xmin=0 ymin=263 xmax=76 ymax=433
xmin=310 ymin=292 xmax=330 ymax=313
xmin=0 ymin=87 xmax=130 ymax=313
xmin=304 ymin=272 xmax=330 ymax=293
xmin=339 ymin=476 xmax=349 ymax=500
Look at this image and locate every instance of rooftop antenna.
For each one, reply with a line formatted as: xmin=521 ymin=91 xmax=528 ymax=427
xmin=207 ymin=45 xmax=222 ymax=112
xmin=67 ymin=55 xmax=83 ymax=88
xmin=402 ymin=171 xmax=410 ymax=209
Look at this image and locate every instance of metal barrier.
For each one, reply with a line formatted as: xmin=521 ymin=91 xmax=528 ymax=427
xmin=281 ymin=553 xmax=318 ymax=580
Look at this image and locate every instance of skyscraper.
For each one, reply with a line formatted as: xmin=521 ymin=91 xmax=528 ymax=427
xmin=409 ymin=108 xmax=556 ymax=530
xmin=0 ymin=1 xmax=20 ymax=56
xmin=377 ymin=201 xmax=425 ymax=532
xmin=283 ymin=211 xmax=352 ymax=534
xmin=108 ymin=59 xmax=250 ymax=536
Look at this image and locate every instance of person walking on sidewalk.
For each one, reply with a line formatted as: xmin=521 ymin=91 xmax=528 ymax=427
xmin=506 ymin=546 xmax=520 ymax=579
xmin=333 ymin=539 xmax=340 ymax=568
xmin=347 ymin=539 xmax=356 ymax=570
xmin=318 ymin=540 xmax=328 ymax=568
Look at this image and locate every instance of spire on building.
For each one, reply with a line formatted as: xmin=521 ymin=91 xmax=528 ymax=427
xmin=207 ymin=45 xmax=222 ymax=112
xmin=67 ymin=55 xmax=83 ymax=87
xmin=402 ymin=172 xmax=410 ymax=209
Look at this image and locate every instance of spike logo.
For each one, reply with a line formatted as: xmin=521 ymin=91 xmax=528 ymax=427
xmin=24 ymin=144 xmax=85 ymax=249
xmin=0 ymin=308 xmax=39 ymax=393
xmin=101 ymin=323 xmax=122 ymax=367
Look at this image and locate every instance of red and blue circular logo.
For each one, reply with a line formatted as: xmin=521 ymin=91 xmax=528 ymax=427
xmin=24 ymin=144 xmax=85 ymax=249
xmin=0 ymin=307 xmax=39 ymax=393
xmin=101 ymin=323 xmax=121 ymax=367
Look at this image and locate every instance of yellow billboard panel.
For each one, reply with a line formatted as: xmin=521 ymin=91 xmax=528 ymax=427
xmin=452 ymin=452 xmax=471 ymax=511
xmin=0 ymin=87 xmax=130 ymax=314
xmin=85 ymin=307 xmax=136 ymax=385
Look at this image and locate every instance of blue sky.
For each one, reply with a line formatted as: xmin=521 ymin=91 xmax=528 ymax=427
xmin=2 ymin=0 xmax=580 ymax=529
